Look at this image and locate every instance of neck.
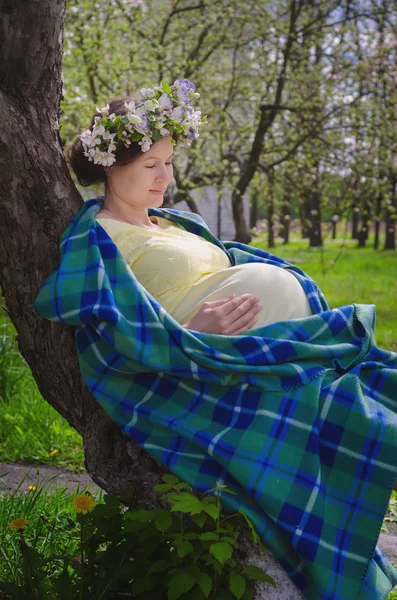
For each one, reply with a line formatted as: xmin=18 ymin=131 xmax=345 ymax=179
xmin=103 ymin=187 xmax=156 ymax=228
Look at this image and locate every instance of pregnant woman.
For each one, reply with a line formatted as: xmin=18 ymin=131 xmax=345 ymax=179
xmin=35 ymin=79 xmax=397 ymax=600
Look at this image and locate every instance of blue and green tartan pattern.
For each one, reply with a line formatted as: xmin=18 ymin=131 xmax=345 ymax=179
xmin=35 ymin=197 xmax=397 ymax=599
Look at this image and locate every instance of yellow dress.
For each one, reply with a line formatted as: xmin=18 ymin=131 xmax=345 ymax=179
xmin=96 ymin=216 xmax=312 ymax=327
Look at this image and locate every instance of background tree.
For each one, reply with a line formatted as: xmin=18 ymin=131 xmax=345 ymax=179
xmin=60 ymin=0 xmax=397 ymax=244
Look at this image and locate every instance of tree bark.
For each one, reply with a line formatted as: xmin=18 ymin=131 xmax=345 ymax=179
xmin=357 ymin=200 xmax=371 ymax=248
xmin=351 ymin=203 xmax=360 ymax=239
xmin=250 ymin=191 xmax=258 ymax=230
xmin=308 ymin=189 xmax=322 ymax=248
xmin=384 ymin=175 xmax=396 ymax=250
xmin=232 ymin=1 xmax=301 ymax=243
xmin=279 ymin=189 xmax=291 ymax=245
xmin=0 ymin=2 xmax=305 ymax=597
xmin=267 ymin=170 xmax=275 ymax=249
xmin=374 ymin=193 xmax=382 ymax=250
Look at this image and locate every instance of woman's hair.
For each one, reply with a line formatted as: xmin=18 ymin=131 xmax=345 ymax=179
xmin=67 ymin=97 xmax=143 ymax=187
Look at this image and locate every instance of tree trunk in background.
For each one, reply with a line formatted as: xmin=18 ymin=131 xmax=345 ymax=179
xmin=332 ymin=220 xmax=337 ymax=240
xmin=357 ymin=200 xmax=371 ymax=248
xmin=279 ymin=190 xmax=291 ymax=244
xmin=384 ymin=175 xmax=396 ymax=250
xmin=250 ymin=191 xmax=258 ymax=229
xmin=374 ymin=192 xmax=382 ymax=250
xmin=299 ymin=198 xmax=310 ymax=239
xmin=0 ymin=3 xmax=305 ymax=597
xmin=217 ymin=189 xmax=222 ymax=239
xmin=267 ymin=170 xmax=275 ymax=248
xmin=307 ymin=189 xmax=322 ymax=247
xmin=351 ymin=202 xmax=360 ymax=239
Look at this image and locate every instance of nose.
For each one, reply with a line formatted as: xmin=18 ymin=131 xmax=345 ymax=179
xmin=154 ymin=165 xmax=172 ymax=183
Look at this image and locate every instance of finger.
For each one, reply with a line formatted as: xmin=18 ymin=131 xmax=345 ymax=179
xmin=206 ymin=294 xmax=236 ymax=309
xmin=220 ymin=294 xmax=260 ymax=317
xmin=229 ymin=315 xmax=259 ymax=336
xmin=225 ymin=301 xmax=262 ymax=332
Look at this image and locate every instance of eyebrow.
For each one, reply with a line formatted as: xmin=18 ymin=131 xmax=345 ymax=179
xmin=143 ymin=154 xmax=174 ymax=161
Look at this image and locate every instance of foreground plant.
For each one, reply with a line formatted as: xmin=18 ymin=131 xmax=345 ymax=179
xmin=0 ymin=474 xmax=274 ymax=599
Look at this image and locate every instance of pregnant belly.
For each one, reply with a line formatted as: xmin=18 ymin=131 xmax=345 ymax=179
xmin=171 ymin=262 xmax=313 ymax=328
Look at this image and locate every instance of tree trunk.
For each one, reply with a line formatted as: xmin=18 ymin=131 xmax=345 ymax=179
xmin=279 ymin=192 xmax=291 ymax=245
xmin=351 ymin=202 xmax=359 ymax=239
xmin=299 ymin=197 xmax=310 ymax=239
xmin=374 ymin=193 xmax=382 ymax=250
xmin=308 ymin=189 xmax=322 ymax=248
xmin=384 ymin=176 xmax=396 ymax=250
xmin=232 ymin=188 xmax=252 ymax=243
xmin=267 ymin=170 xmax=275 ymax=248
xmin=250 ymin=191 xmax=258 ymax=229
xmin=0 ymin=2 xmax=305 ymax=597
xmin=357 ymin=200 xmax=371 ymax=248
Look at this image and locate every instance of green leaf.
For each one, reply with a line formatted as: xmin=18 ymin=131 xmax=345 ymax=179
xmin=170 ymin=493 xmax=203 ymax=515
xmin=230 ymin=574 xmax=246 ymax=599
xmin=155 ymin=509 xmax=172 ymax=531
xmin=237 ymin=510 xmax=260 ymax=544
xmin=153 ymin=483 xmax=174 ymax=492
xmin=130 ymin=132 xmax=143 ymax=142
xmin=152 ymin=129 xmax=161 ymax=141
xmin=131 ymin=578 xmax=157 ymax=596
xmin=191 ymin=512 xmax=208 ymax=528
xmin=189 ymin=587 xmax=207 ymax=600
xmin=148 ymin=560 xmax=169 ymax=574
xmin=104 ymin=493 xmax=121 ymax=507
xmin=168 ymin=569 xmax=196 ymax=600
xmin=125 ymin=508 xmax=155 ymax=522
xmin=174 ymin=539 xmax=194 ymax=558
xmin=199 ymin=532 xmax=219 ymax=542
xmin=162 ymin=473 xmax=180 ymax=484
xmin=203 ymin=504 xmax=219 ymax=520
xmin=220 ymin=535 xmax=237 ymax=546
xmin=162 ymin=82 xmax=173 ymax=94
xmin=209 ymin=541 xmax=233 ymax=564
xmin=242 ymin=566 xmax=275 ymax=585
xmin=196 ymin=571 xmax=212 ymax=598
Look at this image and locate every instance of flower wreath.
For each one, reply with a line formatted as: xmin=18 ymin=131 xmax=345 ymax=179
xmin=80 ymin=79 xmax=205 ymax=167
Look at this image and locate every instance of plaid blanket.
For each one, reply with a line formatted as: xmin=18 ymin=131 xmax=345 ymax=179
xmin=35 ymin=197 xmax=397 ymax=600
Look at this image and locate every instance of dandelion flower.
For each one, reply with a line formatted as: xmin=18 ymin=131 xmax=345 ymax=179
xmin=28 ymin=485 xmax=36 ymax=491
xmin=72 ymin=493 xmax=96 ymax=515
xmin=8 ymin=518 xmax=31 ymax=531
xmin=50 ymin=449 xmax=59 ymax=456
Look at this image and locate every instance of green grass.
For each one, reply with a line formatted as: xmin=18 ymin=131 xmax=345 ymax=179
xmin=0 ymin=318 xmax=85 ymax=471
xmin=0 ymin=471 xmax=102 ymax=587
xmin=252 ymin=236 xmax=397 ymax=351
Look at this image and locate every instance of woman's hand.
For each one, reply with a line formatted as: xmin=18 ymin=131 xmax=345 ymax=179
xmin=182 ymin=294 xmax=262 ymax=335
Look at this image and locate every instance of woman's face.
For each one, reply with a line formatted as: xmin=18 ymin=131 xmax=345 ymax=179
xmin=107 ymin=136 xmax=174 ymax=210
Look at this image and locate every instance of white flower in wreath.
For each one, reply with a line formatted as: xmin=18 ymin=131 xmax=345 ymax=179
xmin=143 ymin=99 xmax=159 ymax=112
xmin=158 ymin=93 xmax=173 ymax=112
xmin=171 ymin=105 xmax=185 ymax=122
xmin=141 ymin=87 xmax=155 ymax=98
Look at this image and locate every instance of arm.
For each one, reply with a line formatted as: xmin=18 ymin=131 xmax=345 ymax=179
xmin=182 ymin=294 xmax=262 ymax=335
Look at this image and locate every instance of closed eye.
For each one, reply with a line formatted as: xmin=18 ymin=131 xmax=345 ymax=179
xmin=146 ymin=162 xmax=173 ymax=169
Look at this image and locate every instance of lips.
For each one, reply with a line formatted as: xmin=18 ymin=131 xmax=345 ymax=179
xmin=150 ymin=189 xmax=165 ymax=193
